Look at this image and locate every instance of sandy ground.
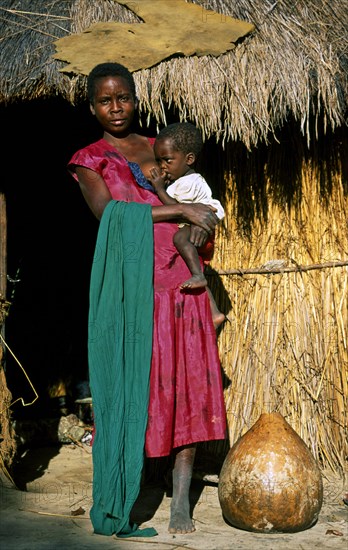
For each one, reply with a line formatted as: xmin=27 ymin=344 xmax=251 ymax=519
xmin=0 ymin=443 xmax=347 ymax=550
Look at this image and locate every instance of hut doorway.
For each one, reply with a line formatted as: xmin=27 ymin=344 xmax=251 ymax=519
xmin=2 ymin=98 xmax=99 ymax=419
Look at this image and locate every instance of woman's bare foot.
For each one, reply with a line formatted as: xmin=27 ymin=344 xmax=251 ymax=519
xmin=213 ymin=311 xmax=226 ymax=330
xmin=169 ymin=502 xmax=195 ymax=534
xmin=180 ymin=274 xmax=207 ymax=290
xmin=168 ymin=445 xmax=196 ymax=534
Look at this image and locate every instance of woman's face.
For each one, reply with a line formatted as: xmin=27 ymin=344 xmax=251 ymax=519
xmin=90 ymin=76 xmax=138 ymax=136
xmin=154 ymin=138 xmax=194 ymax=182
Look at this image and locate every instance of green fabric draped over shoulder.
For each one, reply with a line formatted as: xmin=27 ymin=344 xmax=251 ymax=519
xmin=88 ymin=200 xmax=157 ymax=537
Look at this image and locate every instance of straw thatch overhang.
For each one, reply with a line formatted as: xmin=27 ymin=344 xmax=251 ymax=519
xmin=0 ymin=0 xmax=347 ymax=148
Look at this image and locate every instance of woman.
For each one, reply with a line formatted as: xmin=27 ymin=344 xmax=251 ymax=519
xmin=68 ymin=62 xmax=227 ymax=537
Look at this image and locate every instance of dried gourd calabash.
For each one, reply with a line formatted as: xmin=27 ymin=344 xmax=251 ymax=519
xmin=218 ymin=412 xmax=323 ymax=533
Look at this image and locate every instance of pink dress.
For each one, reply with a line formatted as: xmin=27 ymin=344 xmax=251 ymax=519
xmin=68 ymin=138 xmax=227 ymax=457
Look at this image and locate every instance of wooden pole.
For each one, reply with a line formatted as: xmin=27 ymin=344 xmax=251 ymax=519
xmin=0 ymin=192 xmax=6 ymax=303
xmin=0 ymin=191 xmax=16 ymax=475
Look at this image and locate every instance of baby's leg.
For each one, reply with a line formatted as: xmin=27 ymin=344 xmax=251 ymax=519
xmin=206 ymin=287 xmax=226 ymax=329
xmin=173 ymin=226 xmax=207 ymax=289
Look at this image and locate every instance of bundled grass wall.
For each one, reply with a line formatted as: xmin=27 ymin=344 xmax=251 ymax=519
xmin=207 ymin=130 xmax=348 ymax=476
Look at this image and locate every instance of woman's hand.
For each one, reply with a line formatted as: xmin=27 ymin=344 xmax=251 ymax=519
xmin=181 ymin=203 xmax=219 ymax=233
xmin=189 ymin=225 xmax=210 ymax=247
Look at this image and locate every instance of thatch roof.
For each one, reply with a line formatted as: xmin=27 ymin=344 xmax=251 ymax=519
xmin=1 ymin=0 xmax=347 ymax=148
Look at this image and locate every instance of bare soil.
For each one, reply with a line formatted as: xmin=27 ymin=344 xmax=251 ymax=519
xmin=0 ymin=443 xmax=347 ymax=550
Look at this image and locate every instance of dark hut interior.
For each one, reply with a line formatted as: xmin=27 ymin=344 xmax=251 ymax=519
xmin=2 ymin=98 xmax=96 ymax=414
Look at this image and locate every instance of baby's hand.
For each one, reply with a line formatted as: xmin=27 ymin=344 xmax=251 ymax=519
xmin=149 ymin=166 xmax=167 ymax=191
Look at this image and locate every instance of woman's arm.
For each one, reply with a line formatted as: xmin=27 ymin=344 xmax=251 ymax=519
xmin=75 ymin=166 xmax=113 ymax=220
xmin=75 ymin=166 xmax=219 ymax=237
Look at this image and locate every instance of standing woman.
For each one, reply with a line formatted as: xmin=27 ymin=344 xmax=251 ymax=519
xmin=68 ymin=62 xmax=227 ymax=538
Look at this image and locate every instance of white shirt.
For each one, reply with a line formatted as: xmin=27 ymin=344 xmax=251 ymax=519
xmin=166 ymin=173 xmax=225 ymax=220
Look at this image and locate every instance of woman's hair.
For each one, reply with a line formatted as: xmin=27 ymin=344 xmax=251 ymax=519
xmin=156 ymin=122 xmax=203 ymax=156
xmin=87 ymin=62 xmax=136 ymax=103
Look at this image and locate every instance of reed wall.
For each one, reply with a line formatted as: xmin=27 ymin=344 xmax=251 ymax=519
xmin=208 ymin=144 xmax=348 ymax=476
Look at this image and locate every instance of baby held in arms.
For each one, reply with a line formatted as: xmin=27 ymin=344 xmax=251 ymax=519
xmin=146 ymin=122 xmax=226 ymax=328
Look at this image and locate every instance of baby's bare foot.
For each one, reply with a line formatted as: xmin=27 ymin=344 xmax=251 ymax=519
xmin=180 ymin=274 xmax=207 ymax=290
xmin=213 ymin=312 xmax=226 ymax=330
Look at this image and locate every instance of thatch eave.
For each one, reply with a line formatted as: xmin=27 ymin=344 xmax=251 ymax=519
xmin=0 ymin=0 xmax=347 ymax=148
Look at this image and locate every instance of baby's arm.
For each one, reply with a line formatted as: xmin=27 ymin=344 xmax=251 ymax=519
xmin=149 ymin=166 xmax=178 ymax=206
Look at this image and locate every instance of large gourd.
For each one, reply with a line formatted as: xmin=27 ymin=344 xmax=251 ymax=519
xmin=218 ymin=412 xmax=323 ymax=533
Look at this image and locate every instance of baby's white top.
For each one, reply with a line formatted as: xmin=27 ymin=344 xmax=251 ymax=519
xmin=166 ymin=173 xmax=225 ymax=220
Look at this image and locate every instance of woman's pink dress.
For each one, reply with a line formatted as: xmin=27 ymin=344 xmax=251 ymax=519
xmin=69 ymin=138 xmax=227 ymax=457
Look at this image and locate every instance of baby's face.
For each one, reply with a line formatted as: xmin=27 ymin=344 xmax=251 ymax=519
xmin=154 ymin=138 xmax=191 ymax=183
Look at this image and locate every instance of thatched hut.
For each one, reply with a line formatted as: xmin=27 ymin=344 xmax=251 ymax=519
xmin=0 ymin=0 xmax=347 ymax=477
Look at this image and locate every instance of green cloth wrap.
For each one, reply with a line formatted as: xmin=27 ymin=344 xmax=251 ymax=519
xmin=88 ymin=200 xmax=157 ymax=537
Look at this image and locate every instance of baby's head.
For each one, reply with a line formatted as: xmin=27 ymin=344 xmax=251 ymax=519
xmin=154 ymin=123 xmax=203 ymax=182
xmin=155 ymin=122 xmax=203 ymax=157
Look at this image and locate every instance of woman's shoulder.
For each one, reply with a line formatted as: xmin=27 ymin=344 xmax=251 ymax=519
xmin=146 ymin=136 xmax=156 ymax=146
xmin=68 ymin=138 xmax=118 ymax=165
xmin=68 ymin=139 xmax=117 ymax=177
xmin=71 ymin=138 xmax=110 ymax=157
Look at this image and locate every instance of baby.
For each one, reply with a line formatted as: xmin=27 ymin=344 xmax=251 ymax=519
xmin=147 ymin=122 xmax=225 ymax=328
